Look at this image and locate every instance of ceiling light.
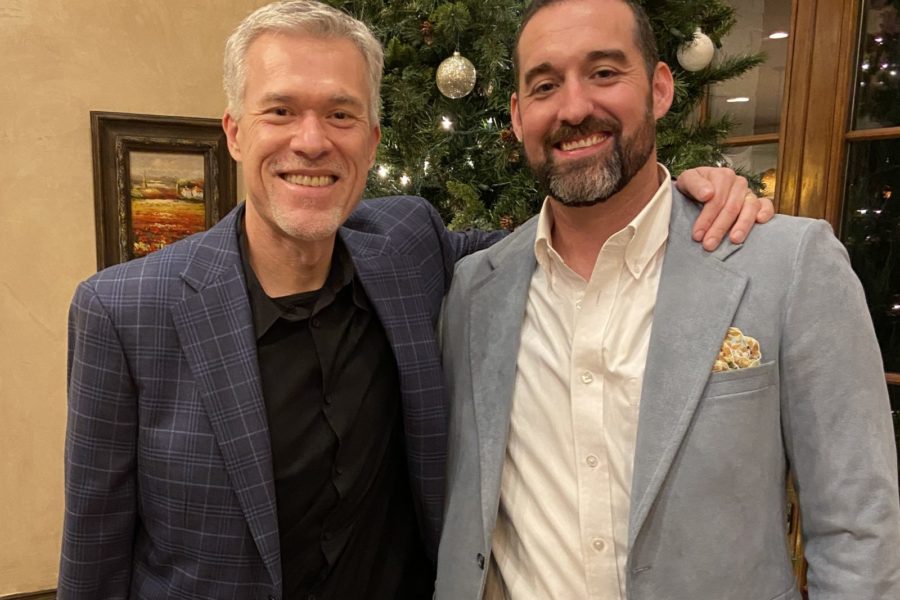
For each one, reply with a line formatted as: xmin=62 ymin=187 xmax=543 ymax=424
xmin=726 ymin=97 xmax=751 ymax=103
xmin=768 ymin=31 xmax=789 ymax=40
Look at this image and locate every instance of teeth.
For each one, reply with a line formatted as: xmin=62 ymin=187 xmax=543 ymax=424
xmin=560 ymin=134 xmax=607 ymax=152
xmin=282 ymin=174 xmax=336 ymax=187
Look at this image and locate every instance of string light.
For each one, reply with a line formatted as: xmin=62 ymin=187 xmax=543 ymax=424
xmin=441 ymin=116 xmax=454 ymax=130
xmin=377 ymin=165 xmax=390 ymax=179
xmin=400 ymin=174 xmax=411 ymax=187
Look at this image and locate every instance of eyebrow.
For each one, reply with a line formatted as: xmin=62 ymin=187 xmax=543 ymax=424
xmin=522 ymin=49 xmax=629 ymax=88
xmin=259 ymin=92 xmax=366 ymax=112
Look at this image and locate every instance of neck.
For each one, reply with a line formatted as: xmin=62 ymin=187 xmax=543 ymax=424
xmin=549 ymin=159 xmax=662 ymax=280
xmin=244 ymin=211 xmax=335 ymax=298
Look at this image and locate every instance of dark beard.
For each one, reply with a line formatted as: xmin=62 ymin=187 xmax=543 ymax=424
xmin=529 ymin=111 xmax=656 ymax=207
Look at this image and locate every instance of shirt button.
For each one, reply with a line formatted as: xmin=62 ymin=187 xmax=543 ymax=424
xmin=311 ymin=318 xmax=321 ymax=328
xmin=586 ymin=455 xmax=599 ymax=468
xmin=575 ymin=299 xmax=583 ymax=310
xmin=581 ymin=371 xmax=594 ymax=384
xmin=592 ymin=537 xmax=606 ymax=552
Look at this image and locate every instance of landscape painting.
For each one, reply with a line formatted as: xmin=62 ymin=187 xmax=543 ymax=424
xmin=129 ymin=151 xmax=206 ymax=257
xmin=91 ymin=112 xmax=236 ymax=268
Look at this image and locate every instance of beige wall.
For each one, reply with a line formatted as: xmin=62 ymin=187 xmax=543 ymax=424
xmin=0 ymin=0 xmax=265 ymax=594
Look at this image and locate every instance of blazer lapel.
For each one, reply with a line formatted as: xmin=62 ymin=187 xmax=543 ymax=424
xmin=467 ymin=222 xmax=538 ymax=541
xmin=170 ymin=210 xmax=281 ymax=590
xmin=628 ymin=193 xmax=747 ymax=547
xmin=340 ymin=227 xmax=448 ymax=552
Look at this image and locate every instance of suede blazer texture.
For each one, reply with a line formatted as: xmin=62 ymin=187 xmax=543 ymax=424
xmin=436 ymin=190 xmax=900 ymax=600
xmin=60 ymin=196 xmax=500 ymax=600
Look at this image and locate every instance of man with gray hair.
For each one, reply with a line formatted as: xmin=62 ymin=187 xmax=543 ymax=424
xmin=59 ymin=1 xmax=770 ymax=598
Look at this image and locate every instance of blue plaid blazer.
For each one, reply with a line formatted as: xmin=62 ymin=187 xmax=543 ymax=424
xmin=59 ymin=196 xmax=501 ymax=599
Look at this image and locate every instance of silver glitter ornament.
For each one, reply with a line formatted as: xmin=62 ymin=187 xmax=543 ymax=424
xmin=436 ymin=51 xmax=477 ymax=99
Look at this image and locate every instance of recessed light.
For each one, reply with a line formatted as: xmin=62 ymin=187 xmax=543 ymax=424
xmin=726 ymin=97 xmax=751 ymax=103
xmin=768 ymin=31 xmax=789 ymax=40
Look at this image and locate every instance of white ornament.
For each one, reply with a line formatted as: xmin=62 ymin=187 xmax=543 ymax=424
xmin=436 ymin=51 xmax=477 ymax=99
xmin=677 ymin=28 xmax=715 ymax=72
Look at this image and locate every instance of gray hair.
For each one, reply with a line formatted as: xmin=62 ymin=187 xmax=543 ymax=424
xmin=223 ymin=0 xmax=384 ymax=121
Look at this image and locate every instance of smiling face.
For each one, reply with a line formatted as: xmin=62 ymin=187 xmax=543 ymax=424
xmin=511 ymin=0 xmax=673 ymax=207
xmin=223 ymin=32 xmax=380 ymax=248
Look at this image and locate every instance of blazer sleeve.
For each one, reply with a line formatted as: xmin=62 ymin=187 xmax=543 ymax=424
xmin=58 ymin=280 xmax=137 ymax=599
xmin=421 ymin=199 xmax=507 ymax=286
xmin=779 ymin=220 xmax=900 ymax=597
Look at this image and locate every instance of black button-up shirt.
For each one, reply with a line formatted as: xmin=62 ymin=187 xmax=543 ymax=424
xmin=240 ymin=227 xmax=432 ymax=599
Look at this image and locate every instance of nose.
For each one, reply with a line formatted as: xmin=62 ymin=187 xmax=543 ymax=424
xmin=556 ymin=78 xmax=594 ymax=126
xmin=289 ymin=113 xmax=330 ymax=159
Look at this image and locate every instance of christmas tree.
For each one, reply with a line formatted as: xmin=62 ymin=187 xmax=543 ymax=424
xmin=326 ymin=0 xmax=764 ymax=229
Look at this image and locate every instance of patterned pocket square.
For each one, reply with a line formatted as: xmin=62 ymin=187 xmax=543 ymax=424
xmin=712 ymin=327 xmax=762 ymax=372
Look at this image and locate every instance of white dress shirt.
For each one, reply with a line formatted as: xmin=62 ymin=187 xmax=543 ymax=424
xmin=485 ymin=169 xmax=672 ymax=600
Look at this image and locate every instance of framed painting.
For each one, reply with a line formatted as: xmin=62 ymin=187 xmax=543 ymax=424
xmin=90 ymin=111 xmax=237 ymax=269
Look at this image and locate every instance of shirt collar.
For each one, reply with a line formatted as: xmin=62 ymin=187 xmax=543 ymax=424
xmin=239 ymin=218 xmax=365 ymax=339
xmin=534 ymin=163 xmax=672 ymax=281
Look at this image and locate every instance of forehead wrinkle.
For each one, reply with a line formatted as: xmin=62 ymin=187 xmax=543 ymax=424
xmin=586 ymin=49 xmax=628 ymax=64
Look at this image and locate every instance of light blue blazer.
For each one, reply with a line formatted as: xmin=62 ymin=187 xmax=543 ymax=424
xmin=436 ymin=189 xmax=900 ymax=599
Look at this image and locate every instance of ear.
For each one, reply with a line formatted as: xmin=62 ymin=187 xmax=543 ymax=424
xmin=222 ymin=111 xmax=242 ymax=161
xmin=510 ymin=92 xmax=524 ymax=142
xmin=651 ymin=61 xmax=675 ymax=120
xmin=367 ymin=124 xmax=382 ymax=168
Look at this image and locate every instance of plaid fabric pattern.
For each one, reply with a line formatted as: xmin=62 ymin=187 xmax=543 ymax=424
xmin=60 ymin=196 xmax=500 ymax=599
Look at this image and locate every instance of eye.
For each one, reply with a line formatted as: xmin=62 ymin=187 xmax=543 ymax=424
xmin=593 ymin=68 xmax=617 ymax=80
xmin=532 ymin=81 xmax=556 ymax=95
xmin=265 ymin=106 xmax=292 ymax=118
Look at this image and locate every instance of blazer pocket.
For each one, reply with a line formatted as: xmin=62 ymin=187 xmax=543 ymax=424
xmin=702 ymin=360 xmax=776 ymax=399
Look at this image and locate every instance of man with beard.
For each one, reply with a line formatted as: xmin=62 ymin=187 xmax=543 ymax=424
xmin=435 ymin=0 xmax=900 ymax=599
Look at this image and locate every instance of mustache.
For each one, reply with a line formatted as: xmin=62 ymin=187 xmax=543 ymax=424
xmin=547 ymin=116 xmax=622 ymax=146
